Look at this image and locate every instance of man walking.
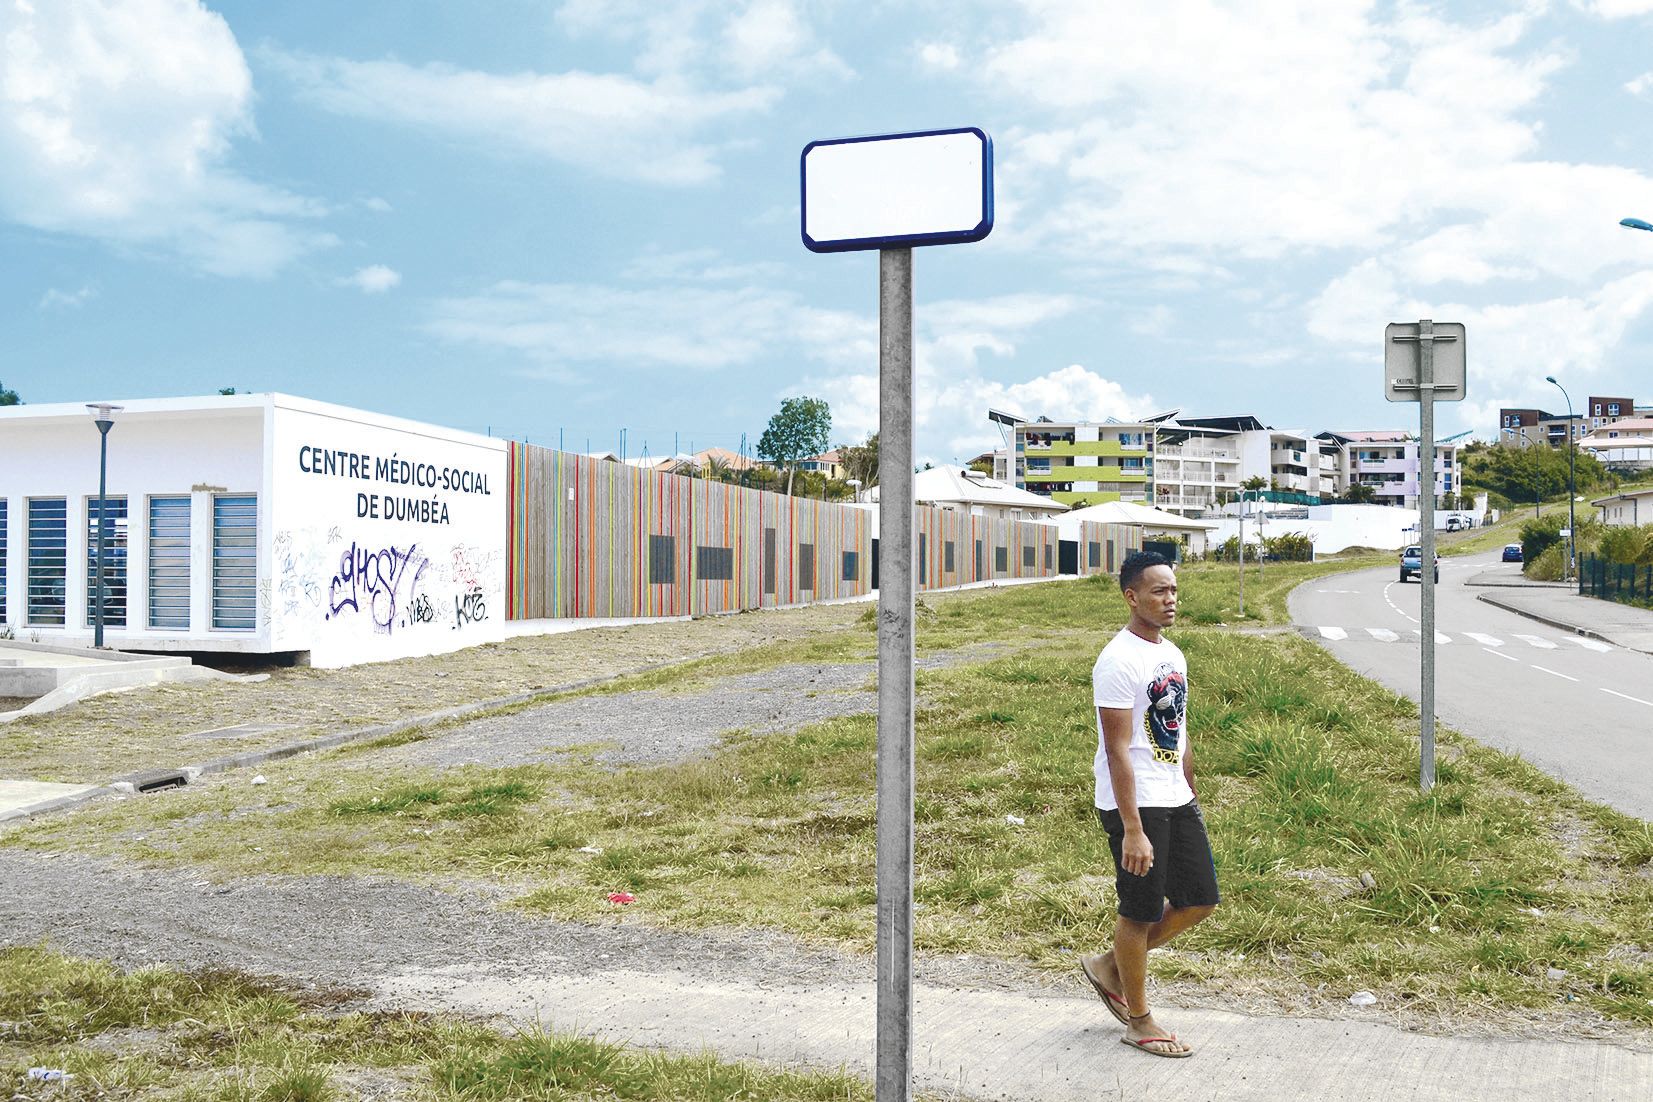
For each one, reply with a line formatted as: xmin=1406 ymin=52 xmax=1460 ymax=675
xmin=1079 ymin=550 xmax=1219 ymax=1058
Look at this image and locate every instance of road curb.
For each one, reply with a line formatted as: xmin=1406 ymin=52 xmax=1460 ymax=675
xmin=1473 ymin=593 xmax=1618 ymax=646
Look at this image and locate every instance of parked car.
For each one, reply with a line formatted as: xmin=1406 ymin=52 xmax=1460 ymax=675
xmin=1502 ymin=543 xmax=1523 ymax=563
xmin=1445 ymin=515 xmax=1466 ymax=531
xmin=1399 ymin=545 xmax=1439 ymax=583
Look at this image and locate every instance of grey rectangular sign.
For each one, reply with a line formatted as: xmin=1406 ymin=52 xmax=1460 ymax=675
xmin=1385 ymin=321 xmax=1466 ymax=402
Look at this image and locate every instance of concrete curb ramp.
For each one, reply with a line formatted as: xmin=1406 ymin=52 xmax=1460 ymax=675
xmin=379 ymin=967 xmax=1653 ymax=1101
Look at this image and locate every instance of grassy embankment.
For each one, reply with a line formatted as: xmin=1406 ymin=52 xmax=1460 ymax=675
xmin=0 ymin=946 xmax=882 ymax=1101
xmin=10 ymin=561 xmax=1653 ymax=1030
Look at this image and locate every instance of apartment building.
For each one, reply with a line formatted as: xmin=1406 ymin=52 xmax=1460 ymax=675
xmin=1150 ymin=419 xmax=1242 ymax=514
xmin=1580 ymin=417 xmax=1653 ymax=472
xmin=1003 ymin=416 xmax=1155 ymax=507
xmin=1325 ymin=430 xmax=1461 ymax=509
xmin=1498 ymin=394 xmax=1644 ymax=449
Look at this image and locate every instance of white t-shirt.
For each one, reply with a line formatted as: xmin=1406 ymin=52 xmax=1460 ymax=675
xmin=1092 ymin=627 xmax=1195 ymax=811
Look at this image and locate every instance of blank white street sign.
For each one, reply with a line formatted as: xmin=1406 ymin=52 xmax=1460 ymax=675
xmin=801 ymin=128 xmax=993 ymax=253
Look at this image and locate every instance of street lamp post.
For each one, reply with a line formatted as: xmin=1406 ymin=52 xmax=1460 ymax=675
xmin=1543 ymin=377 xmax=1576 ymax=581
xmin=85 ymin=403 xmax=123 ymax=648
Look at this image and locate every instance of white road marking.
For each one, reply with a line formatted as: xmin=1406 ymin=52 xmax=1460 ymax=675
xmin=1515 ymin=634 xmax=1557 ymax=650
xmin=1484 ymin=648 xmax=1519 ymax=663
xmin=1413 ymin=629 xmax=1451 ymax=644
xmin=1567 ymin=637 xmax=1613 ymax=653
xmin=1367 ymin=628 xmax=1400 ymax=642
xmin=1381 ymin=582 xmax=1418 ymax=625
xmin=1602 ymin=688 xmax=1653 ymax=708
xmin=1318 ymin=626 xmax=1348 ymax=640
xmin=1315 ymin=590 xmax=1361 ymax=594
xmin=1463 ymin=632 xmax=1504 ymax=647
xmin=1530 ymin=664 xmax=1579 ymax=682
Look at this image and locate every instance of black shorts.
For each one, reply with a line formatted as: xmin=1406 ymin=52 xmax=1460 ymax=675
xmin=1098 ymin=800 xmax=1220 ymax=923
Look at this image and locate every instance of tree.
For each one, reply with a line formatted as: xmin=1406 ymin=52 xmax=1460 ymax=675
xmin=1343 ymin=483 xmax=1377 ymax=504
xmin=1242 ymin=475 xmax=1267 ymax=491
xmin=0 ymin=380 xmax=20 ymax=406
xmin=218 ymin=387 xmax=238 ymax=396
xmin=840 ymin=432 xmax=879 ymax=488
xmin=967 ymin=456 xmax=994 ymax=477
xmin=758 ymin=397 xmax=831 ymax=496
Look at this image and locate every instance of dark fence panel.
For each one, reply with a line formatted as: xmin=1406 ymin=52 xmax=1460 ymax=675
xmin=1579 ymin=554 xmax=1653 ymax=609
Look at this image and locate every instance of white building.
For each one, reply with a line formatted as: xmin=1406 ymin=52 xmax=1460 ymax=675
xmin=1 ymin=394 xmax=507 ymax=667
xmin=994 ymin=413 xmax=1155 ymax=507
xmin=1593 ymin=487 xmax=1653 ymax=528
xmin=870 ymin=465 xmax=1068 ymax=523
xmin=1580 ymin=417 xmax=1653 ymax=473
xmin=1322 ymin=430 xmax=1460 ymax=510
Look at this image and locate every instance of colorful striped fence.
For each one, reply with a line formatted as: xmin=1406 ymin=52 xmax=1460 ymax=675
xmin=505 ymin=443 xmax=1141 ymax=620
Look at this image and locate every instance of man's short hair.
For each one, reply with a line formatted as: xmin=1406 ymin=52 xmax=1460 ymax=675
xmin=1119 ymin=549 xmax=1174 ymax=592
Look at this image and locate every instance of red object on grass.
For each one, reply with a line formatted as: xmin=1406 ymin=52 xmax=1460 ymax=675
xmin=607 ymin=891 xmax=636 ymax=905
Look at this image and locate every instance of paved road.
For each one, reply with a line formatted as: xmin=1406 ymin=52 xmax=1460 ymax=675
xmin=1289 ymin=550 xmax=1653 ymax=820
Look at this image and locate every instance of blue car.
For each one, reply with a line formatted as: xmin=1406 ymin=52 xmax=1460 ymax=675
xmin=1502 ymin=543 xmax=1523 ymax=563
xmin=1399 ymin=545 xmax=1439 ymax=583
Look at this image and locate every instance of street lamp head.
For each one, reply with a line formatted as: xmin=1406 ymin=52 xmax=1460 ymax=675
xmin=1621 ymin=217 xmax=1653 ymax=232
xmin=1544 ymin=375 xmax=1557 ymax=385
xmin=85 ymin=402 xmax=123 ymax=430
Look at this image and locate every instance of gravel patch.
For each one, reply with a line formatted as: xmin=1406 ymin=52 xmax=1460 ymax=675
xmin=0 ymin=850 xmax=1049 ymax=999
xmin=385 ymin=643 xmax=1011 ymax=770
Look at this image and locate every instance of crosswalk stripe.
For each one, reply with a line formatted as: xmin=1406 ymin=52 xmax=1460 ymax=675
xmin=1463 ymin=632 xmax=1504 ymax=647
xmin=1567 ymin=637 xmax=1612 ymax=653
xmin=1366 ymin=628 xmax=1400 ymax=642
xmin=1515 ymin=634 xmax=1557 ymax=650
xmin=1413 ymin=629 xmax=1451 ymax=644
xmin=1318 ymin=626 xmax=1348 ymax=640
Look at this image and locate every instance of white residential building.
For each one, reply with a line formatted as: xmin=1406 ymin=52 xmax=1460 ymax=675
xmin=1579 ymin=417 xmax=1653 ymax=473
xmin=1325 ymin=430 xmax=1461 ymax=509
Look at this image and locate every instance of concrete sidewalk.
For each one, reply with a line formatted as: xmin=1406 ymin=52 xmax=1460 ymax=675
xmin=1475 ymin=585 xmax=1653 ymax=655
xmin=4 ymin=851 xmax=1648 ymax=1102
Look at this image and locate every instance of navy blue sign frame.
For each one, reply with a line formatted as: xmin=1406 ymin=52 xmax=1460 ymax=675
xmin=800 ymin=126 xmax=994 ymax=253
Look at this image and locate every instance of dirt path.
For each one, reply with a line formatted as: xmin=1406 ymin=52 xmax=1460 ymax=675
xmin=380 ymin=643 xmax=1009 ymax=769
xmin=3 ymin=851 xmax=1647 ymax=1102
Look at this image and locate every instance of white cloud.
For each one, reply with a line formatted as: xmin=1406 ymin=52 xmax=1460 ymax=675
xmin=363 ymin=196 xmax=393 ymax=213
xmin=556 ymin=0 xmax=847 ymax=80
xmin=975 ymin=1 xmax=1653 ymax=287
xmin=37 ymin=285 xmax=97 ymax=310
xmin=917 ymin=42 xmax=961 ymax=71
xmin=426 ymin=271 xmax=1129 ymax=459
xmin=268 ymin=50 xmax=776 ymax=186
xmin=0 ymin=0 xmax=330 ymax=276
xmin=345 ymin=265 xmax=401 ymax=293
xmin=1308 ymin=259 xmax=1653 ymax=406
xmin=1576 ymin=1 xmax=1653 ymax=17
xmin=425 ymin=279 xmax=864 ymax=376
xmin=1628 ymin=72 xmax=1653 ymax=96
xmin=723 ymin=0 xmax=850 ymax=78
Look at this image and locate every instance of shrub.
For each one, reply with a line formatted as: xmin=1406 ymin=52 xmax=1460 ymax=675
xmin=1519 ymin=513 xmax=1564 ymax=564
xmin=1596 ymin=524 xmax=1653 ymax=566
xmin=1526 ymin=543 xmax=1566 ymax=581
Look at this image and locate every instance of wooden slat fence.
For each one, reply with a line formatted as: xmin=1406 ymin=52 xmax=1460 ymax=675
xmin=506 ymin=443 xmax=1141 ymax=620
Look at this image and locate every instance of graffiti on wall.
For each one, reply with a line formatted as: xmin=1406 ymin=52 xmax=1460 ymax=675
xmin=325 ymin=541 xmax=431 ymax=634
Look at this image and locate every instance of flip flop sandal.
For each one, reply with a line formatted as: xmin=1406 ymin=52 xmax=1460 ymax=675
xmin=1121 ymin=1035 xmax=1193 ymax=1059
xmin=1079 ymin=957 xmax=1131 ymax=1026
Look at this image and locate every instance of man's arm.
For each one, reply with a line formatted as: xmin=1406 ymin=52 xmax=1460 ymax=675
xmin=1100 ymin=706 xmax=1153 ymax=876
xmin=1182 ymin=738 xmax=1196 ymax=798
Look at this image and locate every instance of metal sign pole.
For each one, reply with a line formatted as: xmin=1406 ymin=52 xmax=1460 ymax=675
xmin=1237 ymin=500 xmax=1245 ymax=618
xmin=1417 ymin=321 xmax=1438 ymax=792
xmin=875 ymin=245 xmax=915 ymax=1102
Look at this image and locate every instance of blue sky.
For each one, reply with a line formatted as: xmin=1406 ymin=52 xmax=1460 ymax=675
xmin=6 ymin=0 xmax=1653 ymax=465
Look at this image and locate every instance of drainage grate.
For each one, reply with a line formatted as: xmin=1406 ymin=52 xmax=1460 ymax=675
xmin=120 ymin=769 xmax=191 ymax=794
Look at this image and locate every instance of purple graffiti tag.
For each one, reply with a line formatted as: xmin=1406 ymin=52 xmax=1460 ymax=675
xmin=326 ymin=541 xmax=430 ymax=633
